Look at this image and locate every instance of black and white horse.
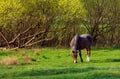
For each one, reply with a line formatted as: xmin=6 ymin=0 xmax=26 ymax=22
xmin=70 ymin=34 xmax=92 ymax=63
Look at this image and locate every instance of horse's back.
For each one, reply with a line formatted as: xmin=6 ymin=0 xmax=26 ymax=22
xmin=80 ymin=34 xmax=92 ymax=43
xmin=79 ymin=34 xmax=92 ymax=49
xmin=70 ymin=34 xmax=92 ymax=50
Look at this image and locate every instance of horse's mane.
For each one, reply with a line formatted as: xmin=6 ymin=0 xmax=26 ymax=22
xmin=73 ymin=35 xmax=79 ymax=52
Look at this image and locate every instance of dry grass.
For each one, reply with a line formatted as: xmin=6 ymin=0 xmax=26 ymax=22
xmin=23 ymin=56 xmax=31 ymax=64
xmin=0 ymin=49 xmax=38 ymax=66
xmin=0 ymin=57 xmax=19 ymax=66
xmin=34 ymin=49 xmax=40 ymax=55
xmin=19 ymin=50 xmax=31 ymax=64
xmin=19 ymin=51 xmax=26 ymax=56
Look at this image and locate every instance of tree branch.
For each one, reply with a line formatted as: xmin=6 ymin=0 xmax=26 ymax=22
xmin=24 ymin=36 xmax=54 ymax=47
xmin=20 ymin=30 xmax=45 ymax=41
xmin=0 ymin=32 xmax=10 ymax=48
xmin=9 ymin=27 xmax=32 ymax=44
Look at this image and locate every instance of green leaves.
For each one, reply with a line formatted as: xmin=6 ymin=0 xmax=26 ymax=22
xmin=58 ymin=0 xmax=86 ymax=21
xmin=0 ymin=0 xmax=86 ymax=28
xmin=0 ymin=0 xmax=22 ymax=28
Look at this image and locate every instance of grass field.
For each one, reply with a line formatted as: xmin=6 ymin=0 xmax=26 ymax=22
xmin=0 ymin=47 xmax=120 ymax=79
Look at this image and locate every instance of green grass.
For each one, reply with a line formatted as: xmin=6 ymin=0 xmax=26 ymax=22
xmin=0 ymin=47 xmax=120 ymax=79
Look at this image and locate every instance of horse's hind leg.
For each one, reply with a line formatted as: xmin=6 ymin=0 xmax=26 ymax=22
xmin=79 ymin=50 xmax=83 ymax=62
xmin=86 ymin=48 xmax=91 ymax=62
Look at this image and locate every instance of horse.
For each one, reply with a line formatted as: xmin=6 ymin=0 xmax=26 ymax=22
xmin=70 ymin=34 xmax=92 ymax=63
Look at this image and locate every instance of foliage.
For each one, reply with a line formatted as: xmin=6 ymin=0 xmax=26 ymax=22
xmin=0 ymin=0 xmax=22 ymax=29
xmin=0 ymin=0 xmax=120 ymax=47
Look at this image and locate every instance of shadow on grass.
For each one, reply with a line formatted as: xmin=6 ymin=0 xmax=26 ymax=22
xmin=106 ymin=59 xmax=120 ymax=62
xmin=1 ymin=67 xmax=120 ymax=79
xmin=92 ymin=59 xmax=120 ymax=63
xmin=92 ymin=47 xmax=120 ymax=52
xmin=16 ymin=67 xmax=105 ymax=77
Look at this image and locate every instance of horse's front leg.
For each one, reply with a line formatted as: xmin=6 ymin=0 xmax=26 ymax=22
xmin=79 ymin=50 xmax=83 ymax=62
xmin=86 ymin=48 xmax=91 ymax=62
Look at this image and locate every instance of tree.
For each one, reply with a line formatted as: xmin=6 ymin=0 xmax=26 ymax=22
xmin=0 ymin=0 xmax=86 ymax=48
xmin=82 ymin=0 xmax=120 ymax=46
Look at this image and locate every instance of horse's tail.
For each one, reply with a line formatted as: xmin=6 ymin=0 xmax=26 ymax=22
xmin=73 ymin=35 xmax=79 ymax=52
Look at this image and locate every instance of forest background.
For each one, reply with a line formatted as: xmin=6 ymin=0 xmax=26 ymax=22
xmin=0 ymin=0 xmax=120 ymax=48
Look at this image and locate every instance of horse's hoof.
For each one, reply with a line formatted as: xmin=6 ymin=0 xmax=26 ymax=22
xmin=73 ymin=61 xmax=77 ymax=63
xmin=86 ymin=60 xmax=90 ymax=62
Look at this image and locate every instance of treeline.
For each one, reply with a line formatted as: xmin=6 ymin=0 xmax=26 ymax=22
xmin=0 ymin=0 xmax=120 ymax=48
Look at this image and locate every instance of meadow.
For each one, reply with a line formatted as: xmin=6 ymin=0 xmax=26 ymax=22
xmin=0 ymin=47 xmax=120 ymax=79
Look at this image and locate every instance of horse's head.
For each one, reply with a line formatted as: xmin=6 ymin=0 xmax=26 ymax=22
xmin=70 ymin=35 xmax=79 ymax=63
xmin=72 ymin=51 xmax=77 ymax=63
